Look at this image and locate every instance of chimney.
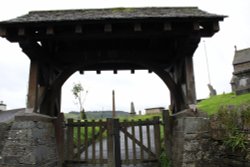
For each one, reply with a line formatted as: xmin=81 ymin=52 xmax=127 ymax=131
xmin=0 ymin=101 xmax=7 ymax=111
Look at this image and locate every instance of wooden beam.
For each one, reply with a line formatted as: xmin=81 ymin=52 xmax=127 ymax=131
xmin=0 ymin=27 xmax=6 ymax=37
xmin=213 ymin=22 xmax=219 ymax=31
xmin=46 ymin=26 xmax=54 ymax=35
xmin=75 ymin=25 xmax=82 ymax=34
xmin=79 ymin=70 xmax=84 ymax=74
xmin=184 ymin=56 xmax=197 ymax=105
xmin=18 ymin=28 xmax=25 ymax=36
xmin=104 ymin=24 xmax=112 ymax=32
xmin=134 ymin=23 xmax=142 ymax=32
xmin=163 ymin=23 xmax=172 ymax=31
xmin=27 ymin=61 xmax=39 ymax=111
xmin=96 ymin=70 xmax=101 ymax=74
xmin=193 ymin=22 xmax=200 ymax=31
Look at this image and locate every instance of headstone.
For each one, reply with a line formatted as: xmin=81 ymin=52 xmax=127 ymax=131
xmin=208 ymin=84 xmax=217 ymax=97
xmin=130 ymin=102 xmax=136 ymax=115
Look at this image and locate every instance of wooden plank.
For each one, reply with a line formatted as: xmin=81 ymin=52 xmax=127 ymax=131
xmin=213 ymin=21 xmax=219 ymax=31
xmin=163 ymin=22 xmax=172 ymax=31
xmin=107 ymin=118 xmax=114 ymax=167
xmin=139 ymin=119 xmax=144 ymax=161
xmin=113 ymin=119 xmax=121 ymax=167
xmin=193 ymin=22 xmax=200 ymax=31
xmin=46 ymin=26 xmax=54 ymax=35
xmin=146 ymin=119 xmax=152 ymax=154
xmin=75 ymin=25 xmax=82 ymax=34
xmin=18 ymin=28 xmax=25 ymax=36
xmin=131 ymin=120 xmax=136 ymax=165
xmin=119 ymin=119 xmax=158 ymax=127
xmin=120 ymin=127 xmax=156 ymax=158
xmin=84 ymin=120 xmax=88 ymax=161
xmin=92 ymin=120 xmax=96 ymax=163
xmin=153 ymin=117 xmax=161 ymax=160
xmin=99 ymin=120 xmax=103 ymax=164
xmin=65 ymin=120 xmax=107 ymax=127
xmin=124 ymin=120 xmax=129 ymax=165
xmin=0 ymin=27 xmax=6 ymax=37
xmin=134 ymin=23 xmax=142 ymax=32
xmin=77 ymin=120 xmax=81 ymax=161
xmin=104 ymin=23 xmax=112 ymax=32
xmin=67 ymin=119 xmax=74 ymax=161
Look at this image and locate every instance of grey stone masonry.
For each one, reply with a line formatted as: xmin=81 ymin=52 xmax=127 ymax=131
xmin=171 ymin=110 xmax=210 ymax=167
xmin=0 ymin=112 xmax=58 ymax=167
xmin=0 ymin=122 xmax=12 ymax=163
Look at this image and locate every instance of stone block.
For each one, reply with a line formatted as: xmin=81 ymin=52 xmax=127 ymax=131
xmin=184 ymin=140 xmax=200 ymax=151
xmin=183 ymin=117 xmax=209 ymax=134
xmin=0 ymin=113 xmax=58 ymax=167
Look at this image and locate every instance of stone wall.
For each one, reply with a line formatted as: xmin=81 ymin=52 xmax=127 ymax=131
xmin=167 ymin=109 xmax=250 ymax=167
xmin=204 ymin=115 xmax=250 ymax=167
xmin=0 ymin=122 xmax=12 ymax=163
xmin=0 ymin=113 xmax=58 ymax=167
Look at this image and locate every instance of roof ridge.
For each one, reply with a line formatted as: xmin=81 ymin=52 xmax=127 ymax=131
xmin=28 ymin=6 xmax=200 ymax=14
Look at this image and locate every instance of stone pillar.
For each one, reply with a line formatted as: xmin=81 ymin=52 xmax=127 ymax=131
xmin=171 ymin=110 xmax=210 ymax=167
xmin=0 ymin=113 xmax=58 ymax=167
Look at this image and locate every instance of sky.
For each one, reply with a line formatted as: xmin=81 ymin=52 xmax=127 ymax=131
xmin=0 ymin=0 xmax=249 ymax=114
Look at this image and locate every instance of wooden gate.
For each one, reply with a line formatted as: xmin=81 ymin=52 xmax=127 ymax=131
xmin=63 ymin=116 xmax=161 ymax=167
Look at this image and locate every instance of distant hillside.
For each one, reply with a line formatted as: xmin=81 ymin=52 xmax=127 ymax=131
xmin=64 ymin=110 xmax=130 ymax=120
xmin=197 ymin=92 xmax=250 ymax=115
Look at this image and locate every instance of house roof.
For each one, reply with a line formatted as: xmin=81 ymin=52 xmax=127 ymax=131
xmin=0 ymin=7 xmax=225 ymax=25
xmin=233 ymin=48 xmax=250 ymax=65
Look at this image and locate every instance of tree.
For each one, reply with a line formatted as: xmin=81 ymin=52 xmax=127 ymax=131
xmin=72 ymin=82 xmax=88 ymax=119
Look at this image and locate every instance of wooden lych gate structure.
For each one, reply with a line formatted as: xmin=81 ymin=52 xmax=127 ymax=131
xmin=0 ymin=7 xmax=224 ymax=116
xmin=0 ymin=7 xmax=225 ymax=167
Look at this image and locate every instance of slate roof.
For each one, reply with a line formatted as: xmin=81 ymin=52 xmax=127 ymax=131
xmin=233 ymin=48 xmax=250 ymax=65
xmin=0 ymin=7 xmax=225 ymax=25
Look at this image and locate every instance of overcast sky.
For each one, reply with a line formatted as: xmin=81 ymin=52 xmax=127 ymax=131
xmin=0 ymin=0 xmax=249 ymax=113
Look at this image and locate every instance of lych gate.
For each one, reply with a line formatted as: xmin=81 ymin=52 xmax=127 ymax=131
xmin=0 ymin=7 xmax=224 ymax=167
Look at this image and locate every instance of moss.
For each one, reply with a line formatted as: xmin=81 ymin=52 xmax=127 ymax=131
xmin=111 ymin=8 xmax=134 ymax=13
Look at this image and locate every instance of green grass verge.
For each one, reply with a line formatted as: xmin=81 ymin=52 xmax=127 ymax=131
xmin=197 ymin=92 xmax=250 ymax=115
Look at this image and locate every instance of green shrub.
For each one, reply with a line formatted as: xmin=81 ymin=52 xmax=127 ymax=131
xmin=216 ymin=105 xmax=249 ymax=152
xmin=160 ymin=151 xmax=171 ymax=167
xmin=224 ymin=130 xmax=248 ymax=152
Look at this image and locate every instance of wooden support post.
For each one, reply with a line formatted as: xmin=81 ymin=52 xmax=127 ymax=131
xmin=153 ymin=116 xmax=161 ymax=160
xmin=185 ymin=56 xmax=197 ymax=105
xmin=54 ymin=112 xmax=65 ymax=166
xmin=162 ymin=110 xmax=173 ymax=162
xmin=107 ymin=118 xmax=121 ymax=167
xmin=27 ymin=60 xmax=39 ymax=112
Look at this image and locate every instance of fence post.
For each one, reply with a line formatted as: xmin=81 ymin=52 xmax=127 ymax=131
xmin=162 ymin=110 xmax=173 ymax=162
xmin=107 ymin=118 xmax=121 ymax=167
xmin=53 ymin=112 xmax=65 ymax=166
xmin=153 ymin=116 xmax=161 ymax=160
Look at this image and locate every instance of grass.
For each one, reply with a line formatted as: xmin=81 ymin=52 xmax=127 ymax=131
xmin=197 ymin=92 xmax=250 ymax=115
